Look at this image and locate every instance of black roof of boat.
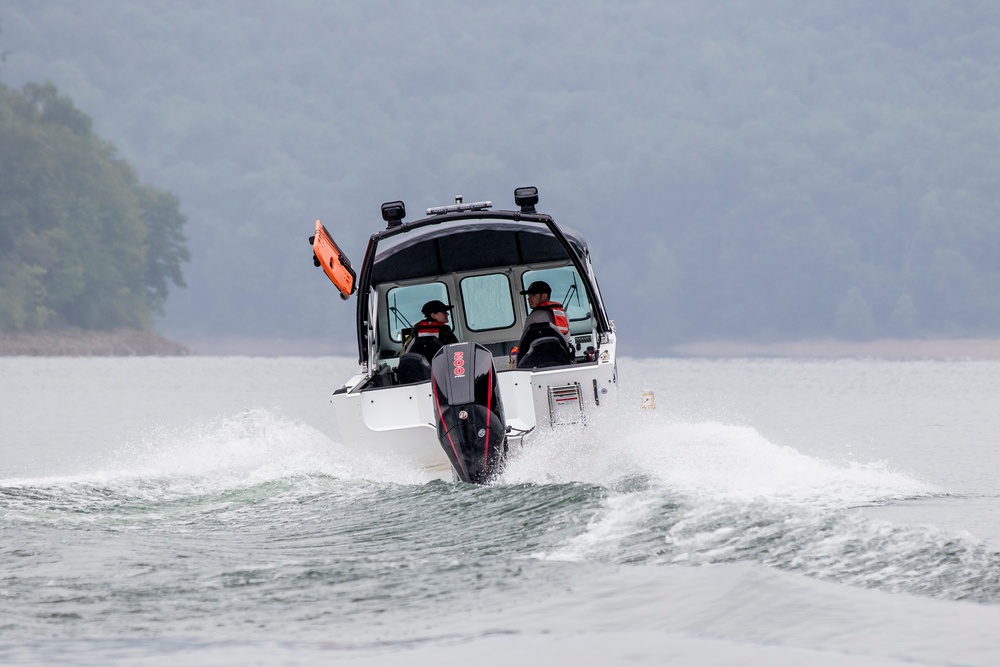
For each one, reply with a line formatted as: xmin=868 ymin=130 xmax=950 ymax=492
xmin=370 ymin=216 xmax=589 ymax=285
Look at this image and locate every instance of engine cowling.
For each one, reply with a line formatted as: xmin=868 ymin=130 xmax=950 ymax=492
xmin=431 ymin=342 xmax=507 ymax=484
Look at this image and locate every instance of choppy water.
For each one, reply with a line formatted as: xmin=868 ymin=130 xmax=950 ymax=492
xmin=2 ymin=356 xmax=1000 ymax=666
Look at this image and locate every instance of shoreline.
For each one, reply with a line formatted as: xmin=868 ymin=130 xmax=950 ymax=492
xmin=666 ymin=338 xmax=1000 ymax=360
xmin=0 ymin=329 xmax=190 ymax=357
xmin=2 ymin=330 xmax=1000 ymax=359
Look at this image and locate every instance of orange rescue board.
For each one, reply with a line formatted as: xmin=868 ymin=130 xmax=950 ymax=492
xmin=311 ymin=220 xmax=356 ymax=299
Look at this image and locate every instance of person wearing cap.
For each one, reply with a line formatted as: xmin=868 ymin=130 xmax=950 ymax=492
xmin=411 ymin=299 xmax=459 ymax=345
xmin=520 ymin=281 xmax=571 ymax=344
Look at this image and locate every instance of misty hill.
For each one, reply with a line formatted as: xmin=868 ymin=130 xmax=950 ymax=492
xmin=2 ymin=1 xmax=998 ymax=352
xmin=0 ymin=80 xmax=188 ymax=332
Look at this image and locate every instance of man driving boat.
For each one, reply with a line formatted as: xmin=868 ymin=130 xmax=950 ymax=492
xmin=520 ymin=281 xmax=570 ymax=345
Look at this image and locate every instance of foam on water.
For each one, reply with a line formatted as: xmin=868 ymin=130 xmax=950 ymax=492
xmin=504 ymin=408 xmax=937 ymax=507
xmin=5 ymin=357 xmax=1000 ymax=664
xmin=0 ymin=409 xmax=436 ymax=523
xmin=500 ymin=410 xmax=1000 ymax=603
xmin=4 ymin=398 xmax=935 ymax=508
xmin=3 ymin=402 xmax=996 ymax=606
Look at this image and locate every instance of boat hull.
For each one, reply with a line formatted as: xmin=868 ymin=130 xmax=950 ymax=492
xmin=331 ymin=340 xmax=618 ymax=480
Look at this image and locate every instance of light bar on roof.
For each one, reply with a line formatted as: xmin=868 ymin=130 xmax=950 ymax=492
xmin=426 ymin=200 xmax=493 ymax=215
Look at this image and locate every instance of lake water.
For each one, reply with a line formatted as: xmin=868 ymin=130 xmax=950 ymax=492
xmin=2 ymin=356 xmax=999 ymax=666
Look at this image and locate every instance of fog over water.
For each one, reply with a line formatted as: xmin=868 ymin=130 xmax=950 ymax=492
xmin=2 ymin=2 xmax=999 ymax=348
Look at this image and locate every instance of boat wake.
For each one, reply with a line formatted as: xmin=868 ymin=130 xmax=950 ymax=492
xmin=3 ymin=406 xmax=997 ymax=605
xmin=503 ymin=411 xmax=1000 ymax=604
xmin=0 ymin=409 xmax=436 ymax=524
xmin=503 ymin=412 xmax=937 ymax=507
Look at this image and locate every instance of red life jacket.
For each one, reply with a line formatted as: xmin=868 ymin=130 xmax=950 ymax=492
xmin=535 ymin=301 xmax=570 ymax=336
xmin=413 ymin=319 xmax=447 ymax=337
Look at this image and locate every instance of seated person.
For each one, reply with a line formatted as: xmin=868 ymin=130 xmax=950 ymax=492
xmin=520 ymin=281 xmax=570 ymax=346
xmin=396 ymin=300 xmax=459 ymax=384
xmin=515 ymin=281 xmax=573 ymax=368
xmin=410 ymin=299 xmax=459 ymax=346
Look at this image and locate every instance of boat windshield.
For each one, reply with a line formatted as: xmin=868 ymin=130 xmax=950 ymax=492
xmin=385 ymin=281 xmax=450 ymax=342
xmin=460 ymin=273 xmax=516 ymax=332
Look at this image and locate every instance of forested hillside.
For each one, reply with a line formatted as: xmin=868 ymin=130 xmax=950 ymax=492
xmin=0 ymin=78 xmax=188 ymax=331
xmin=1 ymin=1 xmax=998 ymax=351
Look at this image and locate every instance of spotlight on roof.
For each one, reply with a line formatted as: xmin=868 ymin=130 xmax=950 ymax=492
xmin=381 ymin=201 xmax=406 ymax=228
xmin=514 ymin=186 xmax=539 ymax=214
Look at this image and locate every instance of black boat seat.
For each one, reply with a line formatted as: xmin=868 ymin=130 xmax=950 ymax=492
xmin=397 ymin=335 xmax=446 ymax=384
xmin=403 ymin=335 xmax=445 ymax=363
xmin=515 ymin=322 xmax=572 ymax=369
xmin=396 ymin=352 xmax=432 ymax=384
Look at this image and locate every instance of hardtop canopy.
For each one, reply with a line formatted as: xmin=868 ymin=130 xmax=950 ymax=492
xmin=352 ymin=207 xmax=610 ymax=366
xmin=371 ymin=217 xmax=589 ymax=285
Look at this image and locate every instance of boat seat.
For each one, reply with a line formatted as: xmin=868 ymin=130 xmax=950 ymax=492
xmin=396 ymin=335 xmax=446 ymax=384
xmin=403 ymin=335 xmax=445 ymax=363
xmin=396 ymin=352 xmax=432 ymax=384
xmin=515 ymin=322 xmax=572 ymax=369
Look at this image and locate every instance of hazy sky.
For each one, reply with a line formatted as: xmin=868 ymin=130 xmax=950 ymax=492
xmin=2 ymin=1 xmax=998 ymax=350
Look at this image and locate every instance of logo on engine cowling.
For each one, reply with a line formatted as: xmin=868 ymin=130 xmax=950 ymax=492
xmin=453 ymin=350 xmax=465 ymax=377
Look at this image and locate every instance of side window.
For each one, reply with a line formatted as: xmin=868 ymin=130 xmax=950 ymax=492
xmin=386 ymin=282 xmax=449 ymax=342
xmin=521 ymin=267 xmax=590 ymax=322
xmin=460 ymin=274 xmax=515 ymax=331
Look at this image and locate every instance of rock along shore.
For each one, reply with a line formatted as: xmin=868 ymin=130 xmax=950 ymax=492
xmin=0 ymin=329 xmax=190 ymax=357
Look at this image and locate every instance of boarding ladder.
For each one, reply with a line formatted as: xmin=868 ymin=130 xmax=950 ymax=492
xmin=547 ymin=382 xmax=585 ymax=427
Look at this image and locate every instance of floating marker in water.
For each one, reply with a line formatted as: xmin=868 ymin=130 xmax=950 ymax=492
xmin=640 ymin=389 xmax=655 ymax=410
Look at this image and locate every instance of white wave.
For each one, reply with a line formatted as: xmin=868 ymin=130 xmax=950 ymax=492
xmin=505 ymin=410 xmax=937 ymax=508
xmin=537 ymin=491 xmax=665 ymax=562
xmin=1 ymin=408 xmax=436 ymax=500
xmin=511 ymin=410 xmax=943 ymax=565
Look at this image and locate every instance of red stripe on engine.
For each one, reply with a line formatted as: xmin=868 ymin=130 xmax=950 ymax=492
xmin=483 ymin=367 xmax=493 ymax=473
xmin=433 ymin=378 xmax=468 ymax=480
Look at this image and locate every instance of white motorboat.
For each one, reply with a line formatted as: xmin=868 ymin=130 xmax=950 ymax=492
xmin=310 ymin=186 xmax=618 ymax=482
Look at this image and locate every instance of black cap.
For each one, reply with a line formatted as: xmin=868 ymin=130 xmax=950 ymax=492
xmin=421 ymin=300 xmax=454 ymax=317
xmin=519 ymin=280 xmax=551 ymax=296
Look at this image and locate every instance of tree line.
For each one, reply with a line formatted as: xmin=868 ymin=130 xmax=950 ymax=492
xmin=0 ymin=79 xmax=188 ymax=331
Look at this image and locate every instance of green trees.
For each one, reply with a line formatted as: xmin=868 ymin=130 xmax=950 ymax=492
xmin=0 ymin=81 xmax=188 ymax=331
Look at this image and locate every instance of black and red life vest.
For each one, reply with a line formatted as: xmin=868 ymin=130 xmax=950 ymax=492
xmin=413 ymin=319 xmax=448 ymax=337
xmin=534 ymin=301 xmax=570 ymax=336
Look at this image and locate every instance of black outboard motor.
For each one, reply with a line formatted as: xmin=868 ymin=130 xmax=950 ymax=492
xmin=431 ymin=341 xmax=507 ymax=484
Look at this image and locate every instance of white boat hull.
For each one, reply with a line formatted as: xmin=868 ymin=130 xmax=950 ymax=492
xmin=332 ymin=342 xmax=618 ymax=479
